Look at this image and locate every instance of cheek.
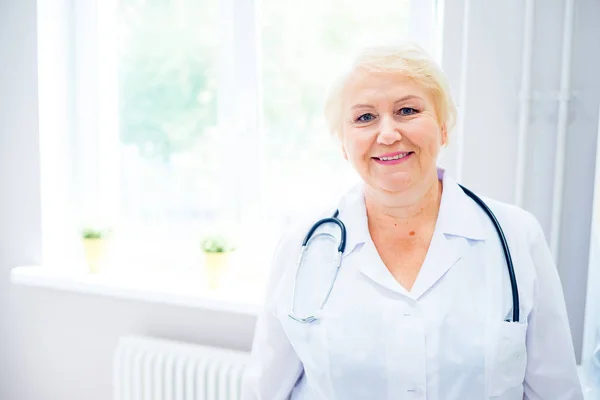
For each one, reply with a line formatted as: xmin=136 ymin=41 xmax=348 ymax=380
xmin=344 ymin=130 xmax=373 ymax=157
xmin=404 ymin=120 xmax=443 ymax=151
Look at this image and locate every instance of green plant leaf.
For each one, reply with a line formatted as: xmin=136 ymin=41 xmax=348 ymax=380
xmin=200 ymin=234 xmax=235 ymax=253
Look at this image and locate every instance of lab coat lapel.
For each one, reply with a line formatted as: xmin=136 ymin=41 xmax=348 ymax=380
xmin=337 ymin=184 xmax=409 ymax=295
xmin=409 ymin=171 xmax=488 ymax=299
xmin=408 ymin=231 xmax=469 ymax=299
xmin=355 ymin=238 xmax=411 ymax=295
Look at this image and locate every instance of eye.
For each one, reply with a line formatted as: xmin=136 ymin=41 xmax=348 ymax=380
xmin=398 ymin=107 xmax=418 ymax=116
xmin=356 ymin=113 xmax=376 ymax=123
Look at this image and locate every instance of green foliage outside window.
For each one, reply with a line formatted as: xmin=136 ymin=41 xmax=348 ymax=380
xmin=118 ymin=0 xmax=219 ymax=162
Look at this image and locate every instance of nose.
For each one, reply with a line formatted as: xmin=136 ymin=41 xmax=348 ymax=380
xmin=376 ymin=114 xmax=402 ymax=145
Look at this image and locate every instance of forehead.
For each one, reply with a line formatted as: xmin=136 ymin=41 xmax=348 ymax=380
xmin=342 ymin=70 xmax=432 ymax=108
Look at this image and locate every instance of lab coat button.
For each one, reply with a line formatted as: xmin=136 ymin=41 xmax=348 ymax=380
xmin=406 ymin=387 xmax=423 ymax=398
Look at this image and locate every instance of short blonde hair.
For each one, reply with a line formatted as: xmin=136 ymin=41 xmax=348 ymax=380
xmin=324 ymin=42 xmax=457 ymax=141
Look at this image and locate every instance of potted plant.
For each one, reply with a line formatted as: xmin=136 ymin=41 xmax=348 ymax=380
xmin=82 ymin=227 xmax=111 ymax=273
xmin=200 ymin=234 xmax=235 ymax=289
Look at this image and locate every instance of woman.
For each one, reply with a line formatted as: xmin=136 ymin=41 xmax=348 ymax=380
xmin=242 ymin=43 xmax=583 ymax=399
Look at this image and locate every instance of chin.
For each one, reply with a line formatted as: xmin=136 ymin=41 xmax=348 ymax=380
xmin=371 ymin=174 xmax=414 ymax=194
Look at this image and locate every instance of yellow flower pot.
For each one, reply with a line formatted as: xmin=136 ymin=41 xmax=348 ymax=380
xmin=204 ymin=252 xmax=231 ymax=289
xmin=83 ymin=238 xmax=107 ymax=274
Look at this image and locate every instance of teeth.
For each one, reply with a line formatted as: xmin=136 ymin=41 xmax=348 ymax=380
xmin=380 ymin=153 xmax=410 ymax=161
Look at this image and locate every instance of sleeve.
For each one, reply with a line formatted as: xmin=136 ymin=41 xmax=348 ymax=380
xmin=241 ymin=230 xmax=304 ymax=400
xmin=523 ymin=215 xmax=584 ymax=400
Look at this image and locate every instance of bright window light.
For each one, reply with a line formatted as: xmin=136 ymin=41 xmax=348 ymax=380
xmin=59 ymin=0 xmax=426 ymax=281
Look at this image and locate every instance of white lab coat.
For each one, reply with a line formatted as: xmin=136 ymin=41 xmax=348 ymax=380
xmin=242 ymin=169 xmax=583 ymax=400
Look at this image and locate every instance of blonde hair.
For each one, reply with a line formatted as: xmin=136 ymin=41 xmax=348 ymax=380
xmin=324 ymin=42 xmax=457 ymax=142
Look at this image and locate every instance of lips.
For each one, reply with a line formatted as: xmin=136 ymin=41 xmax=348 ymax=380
xmin=372 ymin=151 xmax=414 ymax=161
xmin=372 ymin=151 xmax=414 ymax=165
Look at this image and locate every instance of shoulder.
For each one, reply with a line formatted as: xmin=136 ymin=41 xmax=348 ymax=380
xmin=475 ymin=195 xmax=553 ymax=296
xmin=475 ymin=196 xmax=558 ymax=318
xmin=264 ymin=206 xmax=337 ymax=297
xmin=273 ymin=183 xmax=360 ymax=263
xmin=277 ymin=207 xmax=337 ymax=251
xmin=477 ymin=195 xmax=545 ymax=245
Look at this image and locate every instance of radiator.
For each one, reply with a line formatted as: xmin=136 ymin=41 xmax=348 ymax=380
xmin=113 ymin=335 xmax=249 ymax=400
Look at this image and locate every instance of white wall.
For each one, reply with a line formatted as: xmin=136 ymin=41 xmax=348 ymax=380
xmin=439 ymin=0 xmax=600 ymax=362
xmin=0 ymin=2 xmax=255 ymax=399
xmin=0 ymin=0 xmax=43 ymax=396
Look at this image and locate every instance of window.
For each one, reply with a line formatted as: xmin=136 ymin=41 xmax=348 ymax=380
xmin=113 ymin=0 xmax=223 ymax=273
xmin=58 ymin=0 xmax=434 ymax=281
xmin=260 ymin=0 xmax=411 ymax=222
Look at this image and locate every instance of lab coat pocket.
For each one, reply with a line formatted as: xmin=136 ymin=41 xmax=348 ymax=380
xmin=489 ymin=321 xmax=528 ymax=398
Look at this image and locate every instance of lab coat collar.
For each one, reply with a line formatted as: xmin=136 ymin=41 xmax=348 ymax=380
xmin=436 ymin=168 xmax=487 ymax=241
xmin=336 ymin=167 xmax=488 ymax=298
xmin=337 ymin=167 xmax=487 ymax=252
xmin=334 ymin=182 xmax=369 ymax=256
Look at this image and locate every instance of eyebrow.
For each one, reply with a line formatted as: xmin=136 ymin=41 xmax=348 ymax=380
xmin=350 ymin=95 xmax=424 ymax=110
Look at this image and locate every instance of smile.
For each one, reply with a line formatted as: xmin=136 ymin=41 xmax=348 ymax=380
xmin=372 ymin=151 xmax=414 ymax=164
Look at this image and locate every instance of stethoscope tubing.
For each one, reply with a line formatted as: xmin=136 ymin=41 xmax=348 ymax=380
xmin=290 ymin=185 xmax=520 ymax=323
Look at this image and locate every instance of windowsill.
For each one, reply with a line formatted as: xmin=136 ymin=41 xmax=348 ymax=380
xmin=10 ymin=266 xmax=264 ymax=316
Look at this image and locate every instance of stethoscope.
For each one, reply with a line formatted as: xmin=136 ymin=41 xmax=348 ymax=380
xmin=288 ymin=184 xmax=520 ymax=324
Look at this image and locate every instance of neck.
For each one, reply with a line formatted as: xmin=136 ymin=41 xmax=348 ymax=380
xmin=365 ymin=174 xmax=443 ymax=236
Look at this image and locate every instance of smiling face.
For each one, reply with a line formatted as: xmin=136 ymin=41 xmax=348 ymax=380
xmin=341 ymin=70 xmax=447 ymax=195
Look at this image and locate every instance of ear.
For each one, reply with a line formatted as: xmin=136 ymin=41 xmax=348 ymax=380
xmin=440 ymin=124 xmax=448 ymax=147
xmin=341 ymin=145 xmax=348 ymax=160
